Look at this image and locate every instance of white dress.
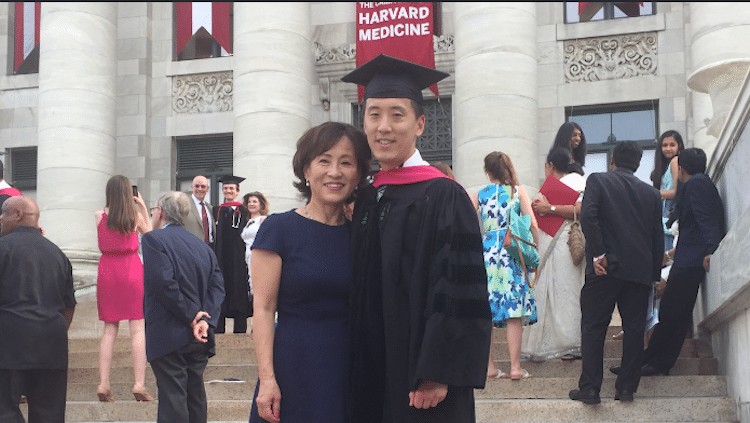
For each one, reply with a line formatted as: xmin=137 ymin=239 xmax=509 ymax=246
xmin=521 ymin=172 xmax=586 ymax=361
xmin=240 ymin=216 xmax=264 ymax=294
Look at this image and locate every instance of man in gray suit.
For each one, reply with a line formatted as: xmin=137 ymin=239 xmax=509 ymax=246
xmin=185 ymin=175 xmax=214 ymax=246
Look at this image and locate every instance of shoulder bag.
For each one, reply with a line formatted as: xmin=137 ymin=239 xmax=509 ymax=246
xmin=568 ymin=206 xmax=585 ymax=266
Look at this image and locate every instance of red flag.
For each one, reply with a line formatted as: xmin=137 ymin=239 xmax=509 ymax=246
xmin=174 ymin=2 xmax=232 ymax=58
xmin=14 ymin=2 xmax=40 ymax=72
xmin=355 ymin=2 xmax=437 ymax=102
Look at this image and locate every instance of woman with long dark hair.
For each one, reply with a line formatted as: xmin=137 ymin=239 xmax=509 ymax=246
xmin=552 ymin=122 xmax=587 ymax=175
xmin=96 ymin=175 xmax=153 ymax=402
xmin=522 ymin=147 xmax=586 ymax=361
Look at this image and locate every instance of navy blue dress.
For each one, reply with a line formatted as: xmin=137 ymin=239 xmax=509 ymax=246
xmin=249 ymin=210 xmax=351 ymax=423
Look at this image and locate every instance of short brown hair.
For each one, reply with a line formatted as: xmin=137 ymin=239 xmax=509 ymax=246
xmin=292 ymin=122 xmax=371 ymax=202
xmin=484 ymin=152 xmax=519 ymax=192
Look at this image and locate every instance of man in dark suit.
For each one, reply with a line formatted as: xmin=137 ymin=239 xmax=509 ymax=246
xmin=0 ymin=197 xmax=75 ymax=423
xmin=184 ymin=175 xmax=214 ymax=245
xmin=142 ymin=192 xmax=225 ymax=423
xmin=570 ymin=141 xmax=663 ymax=404
xmin=638 ymin=148 xmax=724 ymax=375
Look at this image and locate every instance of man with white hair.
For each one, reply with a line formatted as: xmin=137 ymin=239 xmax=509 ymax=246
xmin=142 ymin=192 xmax=225 ymax=423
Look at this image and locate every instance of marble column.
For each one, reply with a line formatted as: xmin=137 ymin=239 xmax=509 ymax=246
xmin=37 ymin=3 xmax=117 ymax=287
xmin=687 ymin=3 xmax=750 ymax=159
xmin=453 ymin=3 xmax=538 ymax=192
xmin=233 ymin=3 xmax=312 ymax=212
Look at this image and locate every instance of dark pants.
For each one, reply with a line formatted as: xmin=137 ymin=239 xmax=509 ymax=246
xmin=643 ymin=265 xmax=705 ymax=372
xmin=150 ymin=341 xmax=211 ymax=423
xmin=578 ymin=274 xmax=650 ymax=394
xmin=216 ymin=312 xmax=247 ymax=333
xmin=0 ymin=369 xmax=67 ymax=423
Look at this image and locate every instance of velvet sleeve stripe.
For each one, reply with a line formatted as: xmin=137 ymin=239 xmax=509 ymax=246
xmin=433 ymin=293 xmax=492 ymax=319
xmin=450 ymin=263 xmax=487 ymax=285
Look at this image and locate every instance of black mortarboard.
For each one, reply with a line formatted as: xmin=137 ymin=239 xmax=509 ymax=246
xmin=341 ymin=54 xmax=449 ymax=104
xmin=218 ymin=175 xmax=246 ymax=186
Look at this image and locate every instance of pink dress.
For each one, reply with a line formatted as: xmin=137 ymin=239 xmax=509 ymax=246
xmin=96 ymin=212 xmax=144 ymax=322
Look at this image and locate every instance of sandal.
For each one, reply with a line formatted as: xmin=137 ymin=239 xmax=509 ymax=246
xmin=561 ymin=353 xmax=582 ymax=361
xmin=510 ymin=369 xmax=533 ymax=380
xmin=487 ymin=369 xmax=507 ymax=379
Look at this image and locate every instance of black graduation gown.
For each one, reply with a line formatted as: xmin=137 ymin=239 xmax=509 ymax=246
xmin=348 ymin=177 xmax=492 ymax=423
xmin=213 ymin=203 xmax=251 ymax=317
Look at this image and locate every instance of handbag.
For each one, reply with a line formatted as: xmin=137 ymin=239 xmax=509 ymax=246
xmin=567 ymin=207 xmax=585 ymax=266
xmin=502 ymin=188 xmax=540 ymax=271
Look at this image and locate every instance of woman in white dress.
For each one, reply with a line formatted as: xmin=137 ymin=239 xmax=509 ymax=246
xmin=521 ymin=147 xmax=586 ymax=362
xmin=241 ymin=191 xmax=269 ymax=296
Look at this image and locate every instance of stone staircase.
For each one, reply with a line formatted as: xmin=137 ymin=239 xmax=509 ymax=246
xmin=24 ymin=291 xmax=738 ymax=423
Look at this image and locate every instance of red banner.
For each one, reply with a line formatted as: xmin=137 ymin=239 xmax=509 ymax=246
xmin=14 ymin=2 xmax=40 ymax=72
xmin=356 ymin=2 xmax=438 ymax=102
xmin=174 ymin=2 xmax=232 ymax=58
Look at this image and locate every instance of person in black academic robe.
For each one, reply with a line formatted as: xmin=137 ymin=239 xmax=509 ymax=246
xmin=349 ymin=174 xmax=492 ymax=423
xmin=343 ymin=55 xmax=492 ymax=423
xmin=213 ymin=176 xmax=251 ymax=333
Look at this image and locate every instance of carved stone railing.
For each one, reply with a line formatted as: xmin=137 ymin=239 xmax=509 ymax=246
xmin=172 ymin=71 xmax=233 ymax=114
xmin=564 ymin=32 xmax=657 ymax=83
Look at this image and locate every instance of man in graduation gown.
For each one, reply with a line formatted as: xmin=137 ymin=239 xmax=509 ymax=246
xmin=343 ymin=55 xmax=492 ymax=423
xmin=0 ymin=160 xmax=23 ymax=212
xmin=213 ymin=175 xmax=250 ymax=333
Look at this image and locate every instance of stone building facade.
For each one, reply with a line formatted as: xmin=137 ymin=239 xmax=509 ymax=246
xmin=1 ymin=3 xmax=750 ymax=420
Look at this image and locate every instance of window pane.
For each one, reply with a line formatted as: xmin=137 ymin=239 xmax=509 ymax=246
xmin=611 ymin=110 xmax=656 ymax=142
xmin=634 ymin=148 xmax=656 ymax=184
xmin=582 ymin=152 xmax=609 ymax=178
xmin=614 ymin=2 xmax=653 ymax=18
xmin=570 ymin=114 xmax=612 ymax=145
xmin=566 ymin=2 xmax=605 ymax=23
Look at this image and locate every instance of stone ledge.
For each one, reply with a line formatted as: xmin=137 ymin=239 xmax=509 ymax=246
xmin=699 ymin=206 xmax=750 ymax=333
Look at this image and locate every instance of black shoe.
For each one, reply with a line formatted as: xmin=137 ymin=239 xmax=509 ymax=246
xmin=641 ymin=363 xmax=669 ymax=376
xmin=615 ymin=390 xmax=634 ymax=402
xmin=569 ymin=389 xmax=601 ymax=405
xmin=609 ymin=365 xmax=621 ymax=375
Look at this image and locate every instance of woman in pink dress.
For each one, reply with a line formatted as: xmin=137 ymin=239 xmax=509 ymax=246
xmin=96 ymin=175 xmax=153 ymax=402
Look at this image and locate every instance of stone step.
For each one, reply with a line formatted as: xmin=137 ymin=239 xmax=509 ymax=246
xmin=64 ymin=375 xmax=727 ymax=402
xmin=68 ymin=333 xmax=253 ymax=353
xmin=474 ymin=397 xmax=738 ymax=423
xmin=489 ymin=356 xmax=719 ymax=378
xmin=69 ymin=348 xmax=258 ymax=368
xmin=66 ymin=355 xmax=718 ymax=385
xmin=69 ymin=338 xmax=710 ymax=366
xmin=68 ymin=364 xmax=258 ymax=384
xmin=69 ymin=354 xmax=714 ymax=384
xmin=22 ymin=396 xmax=737 ymax=423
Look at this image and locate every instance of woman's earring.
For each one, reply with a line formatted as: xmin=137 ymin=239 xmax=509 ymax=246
xmin=305 ymin=179 xmax=310 ymax=187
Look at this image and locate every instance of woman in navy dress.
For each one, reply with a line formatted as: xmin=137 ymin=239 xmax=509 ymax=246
xmin=249 ymin=122 xmax=371 ymax=423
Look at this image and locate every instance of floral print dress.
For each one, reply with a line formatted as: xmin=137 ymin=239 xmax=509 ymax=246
xmin=477 ymin=184 xmax=537 ymax=328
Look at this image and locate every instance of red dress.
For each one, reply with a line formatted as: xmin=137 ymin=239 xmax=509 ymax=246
xmin=96 ymin=212 xmax=144 ymax=322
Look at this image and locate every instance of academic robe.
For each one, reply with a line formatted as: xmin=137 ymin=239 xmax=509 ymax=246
xmin=213 ymin=203 xmax=251 ymax=318
xmin=348 ymin=175 xmax=492 ymax=423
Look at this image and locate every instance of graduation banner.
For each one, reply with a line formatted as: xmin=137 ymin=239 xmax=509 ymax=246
xmin=356 ymin=2 xmax=438 ymax=101
xmin=174 ymin=2 xmax=232 ymax=58
xmin=14 ymin=2 xmax=40 ymax=73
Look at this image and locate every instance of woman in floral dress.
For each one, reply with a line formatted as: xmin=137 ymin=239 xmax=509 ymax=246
xmin=471 ymin=151 xmax=539 ymax=380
